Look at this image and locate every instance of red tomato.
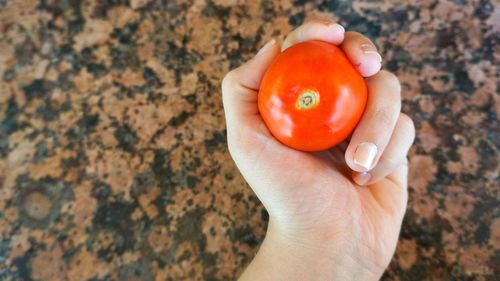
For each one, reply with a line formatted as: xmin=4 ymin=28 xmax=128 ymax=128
xmin=258 ymin=40 xmax=367 ymax=151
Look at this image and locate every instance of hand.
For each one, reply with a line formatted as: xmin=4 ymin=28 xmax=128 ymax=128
xmin=222 ymin=19 xmax=415 ymax=281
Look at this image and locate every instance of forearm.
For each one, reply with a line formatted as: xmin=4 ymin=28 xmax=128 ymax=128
xmin=239 ymin=220 xmax=382 ymax=281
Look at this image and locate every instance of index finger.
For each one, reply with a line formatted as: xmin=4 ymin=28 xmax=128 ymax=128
xmin=281 ymin=19 xmax=345 ymax=51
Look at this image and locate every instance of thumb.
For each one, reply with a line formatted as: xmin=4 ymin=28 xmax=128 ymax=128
xmin=221 ymin=39 xmax=280 ymax=130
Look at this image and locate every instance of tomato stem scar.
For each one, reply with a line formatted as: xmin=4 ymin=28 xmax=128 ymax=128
xmin=296 ymin=89 xmax=319 ymax=110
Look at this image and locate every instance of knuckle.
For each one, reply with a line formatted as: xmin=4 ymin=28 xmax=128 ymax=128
xmin=398 ymin=113 xmax=416 ymax=139
xmin=371 ymin=105 xmax=399 ymax=126
xmin=221 ymin=70 xmax=241 ymax=95
xmin=221 ymin=71 xmax=235 ymax=91
xmin=380 ymin=157 xmax=400 ymax=170
xmin=368 ymin=70 xmax=402 ymax=111
xmin=378 ymin=70 xmax=401 ymax=94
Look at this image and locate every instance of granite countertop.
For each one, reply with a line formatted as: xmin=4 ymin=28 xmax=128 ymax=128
xmin=0 ymin=0 xmax=498 ymax=280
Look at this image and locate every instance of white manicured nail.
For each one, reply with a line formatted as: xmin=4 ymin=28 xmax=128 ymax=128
xmin=360 ymin=44 xmax=382 ymax=62
xmin=353 ymin=142 xmax=378 ymax=171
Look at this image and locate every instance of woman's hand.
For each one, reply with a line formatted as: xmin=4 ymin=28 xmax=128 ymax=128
xmin=222 ymin=19 xmax=415 ymax=281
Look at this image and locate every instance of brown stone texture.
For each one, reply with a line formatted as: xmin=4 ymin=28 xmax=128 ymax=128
xmin=0 ymin=0 xmax=498 ymax=280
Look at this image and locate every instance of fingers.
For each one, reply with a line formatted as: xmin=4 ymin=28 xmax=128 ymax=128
xmin=281 ymin=19 xmax=345 ymax=51
xmin=221 ymin=39 xmax=280 ymax=131
xmin=345 ymin=70 xmax=401 ymax=173
xmin=352 ymin=113 xmax=415 ymax=185
xmin=341 ymin=32 xmax=382 ymax=77
xmin=282 ymin=22 xmax=382 ymax=77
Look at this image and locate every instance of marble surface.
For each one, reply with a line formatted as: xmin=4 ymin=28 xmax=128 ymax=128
xmin=1 ymin=0 xmax=498 ymax=280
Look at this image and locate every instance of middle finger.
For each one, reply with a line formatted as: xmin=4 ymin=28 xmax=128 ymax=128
xmin=344 ymin=70 xmax=402 ymax=173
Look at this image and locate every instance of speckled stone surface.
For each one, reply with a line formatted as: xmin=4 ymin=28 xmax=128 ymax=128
xmin=0 ymin=0 xmax=498 ymax=280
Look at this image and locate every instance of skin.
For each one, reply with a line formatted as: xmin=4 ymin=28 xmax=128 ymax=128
xmin=221 ymin=19 xmax=415 ymax=281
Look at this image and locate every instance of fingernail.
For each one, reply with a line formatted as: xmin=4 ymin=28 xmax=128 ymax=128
xmin=354 ymin=172 xmax=371 ymax=186
xmin=328 ymin=23 xmax=345 ymax=33
xmin=353 ymin=142 xmax=378 ymax=171
xmin=257 ymin=38 xmax=276 ymax=56
xmin=360 ymin=44 xmax=382 ymax=62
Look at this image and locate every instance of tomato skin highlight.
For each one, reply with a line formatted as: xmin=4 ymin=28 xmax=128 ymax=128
xmin=258 ymin=40 xmax=368 ymax=151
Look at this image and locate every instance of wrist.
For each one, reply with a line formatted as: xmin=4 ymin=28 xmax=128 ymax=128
xmin=239 ymin=219 xmax=383 ymax=281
